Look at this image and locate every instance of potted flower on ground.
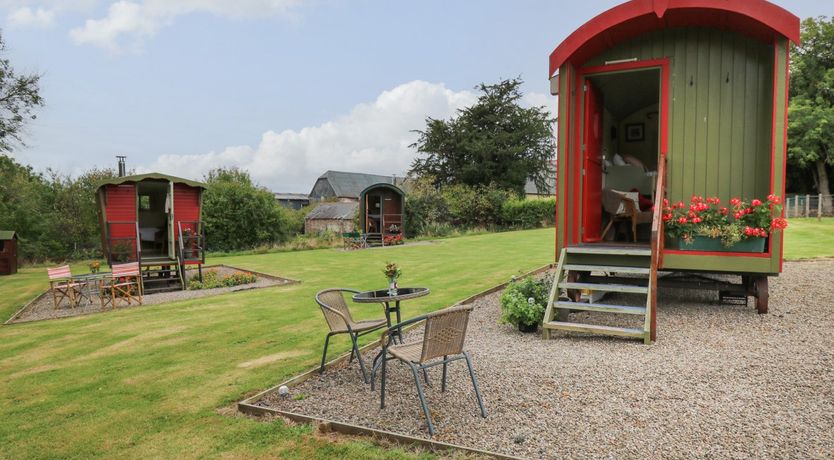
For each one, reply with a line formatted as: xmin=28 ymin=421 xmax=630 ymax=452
xmin=663 ymin=194 xmax=788 ymax=252
xmin=500 ymin=276 xmax=549 ymax=333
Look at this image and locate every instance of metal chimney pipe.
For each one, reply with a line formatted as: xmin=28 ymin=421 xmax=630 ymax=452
xmin=116 ymin=156 xmax=126 ymax=177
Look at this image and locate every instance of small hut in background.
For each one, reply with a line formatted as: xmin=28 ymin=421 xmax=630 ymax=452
xmin=304 ymin=202 xmax=359 ymax=234
xmin=0 ymin=231 xmax=18 ymax=276
xmin=359 ymin=183 xmax=404 ymax=241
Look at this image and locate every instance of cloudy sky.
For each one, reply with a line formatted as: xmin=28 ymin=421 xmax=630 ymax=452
xmin=3 ymin=0 xmax=830 ymax=192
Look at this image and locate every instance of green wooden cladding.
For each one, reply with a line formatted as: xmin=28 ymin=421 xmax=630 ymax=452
xmin=556 ymin=28 xmax=789 ymax=274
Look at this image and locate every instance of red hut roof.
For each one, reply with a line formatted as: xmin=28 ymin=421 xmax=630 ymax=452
xmin=549 ymin=0 xmax=800 ymax=77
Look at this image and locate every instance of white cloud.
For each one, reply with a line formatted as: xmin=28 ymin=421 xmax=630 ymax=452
xmin=8 ymin=6 xmax=55 ymax=27
xmin=142 ymin=80 xmax=478 ymax=192
xmin=69 ymin=0 xmax=306 ymax=51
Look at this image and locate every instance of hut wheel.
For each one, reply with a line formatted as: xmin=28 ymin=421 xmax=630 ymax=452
xmin=753 ymin=276 xmax=769 ymax=314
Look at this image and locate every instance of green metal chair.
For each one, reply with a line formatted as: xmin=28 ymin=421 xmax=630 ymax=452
xmin=371 ymin=304 xmax=487 ymax=436
xmin=316 ymin=288 xmax=386 ymax=383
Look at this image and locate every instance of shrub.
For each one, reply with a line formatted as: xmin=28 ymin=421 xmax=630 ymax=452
xmin=188 ymin=269 xmax=257 ymax=290
xmin=499 ymin=276 xmax=549 ymax=329
xmin=500 ymin=198 xmax=556 ymax=229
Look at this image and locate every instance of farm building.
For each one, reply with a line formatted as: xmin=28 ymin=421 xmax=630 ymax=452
xmin=543 ymin=0 xmax=799 ymax=343
xmin=309 ymin=170 xmax=398 ymax=201
xmin=0 ymin=231 xmax=18 ymax=276
xmin=304 ymin=202 xmax=359 ymax=234
xmin=96 ymin=165 xmax=207 ymax=293
xmin=359 ymin=183 xmax=405 ymax=243
xmin=274 ymin=192 xmax=311 ymax=210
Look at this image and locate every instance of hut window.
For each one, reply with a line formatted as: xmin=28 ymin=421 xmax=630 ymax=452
xmin=0 ymin=241 xmax=4 ymax=252
xmin=139 ymin=195 xmax=151 ymax=210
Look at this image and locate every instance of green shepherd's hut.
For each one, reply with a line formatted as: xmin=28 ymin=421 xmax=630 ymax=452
xmin=543 ymin=0 xmax=799 ymax=343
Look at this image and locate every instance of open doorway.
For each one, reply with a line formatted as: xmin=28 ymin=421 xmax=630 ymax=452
xmin=136 ymin=180 xmax=171 ymax=257
xmin=583 ymin=68 xmax=661 ymax=244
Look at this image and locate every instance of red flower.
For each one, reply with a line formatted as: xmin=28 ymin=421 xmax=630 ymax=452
xmin=692 ymin=217 xmax=702 ymax=224
xmin=744 ymin=227 xmax=753 ymax=236
xmin=677 ymin=201 xmax=685 ymax=209
xmin=663 ymin=213 xmax=673 ymax=222
xmin=771 ymin=217 xmax=788 ymax=230
xmin=663 ymin=198 xmax=669 ymax=207
xmin=751 ymin=199 xmax=762 ymax=206
xmin=720 ymin=207 xmax=729 ymax=215
xmin=745 ymin=208 xmax=753 ymax=214
xmin=707 ymin=197 xmax=720 ymax=204
xmin=677 ymin=217 xmax=688 ymax=224
xmin=734 ymin=211 xmax=743 ymax=219
xmin=767 ymin=194 xmax=782 ymax=205
xmin=730 ymin=197 xmax=742 ymax=207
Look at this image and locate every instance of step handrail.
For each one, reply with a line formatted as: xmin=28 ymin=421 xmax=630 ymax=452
xmin=646 ymin=155 xmax=668 ymax=342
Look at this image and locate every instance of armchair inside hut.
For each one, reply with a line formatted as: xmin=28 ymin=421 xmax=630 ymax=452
xmin=601 ymin=189 xmax=653 ymax=243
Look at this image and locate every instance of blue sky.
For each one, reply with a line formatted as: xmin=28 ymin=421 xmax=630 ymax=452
xmin=3 ymin=0 xmax=831 ymax=192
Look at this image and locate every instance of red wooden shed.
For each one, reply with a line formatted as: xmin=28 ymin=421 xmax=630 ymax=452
xmin=96 ymin=173 xmax=206 ymax=292
xmin=0 ymin=231 xmax=18 ymax=276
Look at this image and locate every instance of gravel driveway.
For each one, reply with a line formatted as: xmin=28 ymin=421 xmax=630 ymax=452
xmin=259 ymin=260 xmax=834 ymax=458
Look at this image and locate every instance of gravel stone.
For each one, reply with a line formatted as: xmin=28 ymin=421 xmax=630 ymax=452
xmin=258 ymin=260 xmax=834 ymax=459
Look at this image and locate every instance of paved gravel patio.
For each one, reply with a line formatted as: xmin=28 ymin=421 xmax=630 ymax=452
xmin=258 ymin=260 xmax=834 ymax=458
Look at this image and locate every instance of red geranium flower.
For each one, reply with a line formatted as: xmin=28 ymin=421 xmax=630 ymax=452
xmin=751 ymin=199 xmax=762 ymax=206
xmin=720 ymin=207 xmax=729 ymax=215
xmin=730 ymin=197 xmax=742 ymax=207
xmin=677 ymin=217 xmax=688 ymax=224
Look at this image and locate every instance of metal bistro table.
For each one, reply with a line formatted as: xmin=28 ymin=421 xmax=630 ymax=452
xmin=70 ymin=272 xmax=111 ymax=307
xmin=352 ymin=287 xmax=430 ymax=345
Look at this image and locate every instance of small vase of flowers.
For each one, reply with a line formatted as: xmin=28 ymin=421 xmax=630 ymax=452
xmin=383 ymin=262 xmax=401 ymax=296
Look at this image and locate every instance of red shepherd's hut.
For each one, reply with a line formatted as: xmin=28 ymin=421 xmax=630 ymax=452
xmin=96 ymin=168 xmax=206 ymax=293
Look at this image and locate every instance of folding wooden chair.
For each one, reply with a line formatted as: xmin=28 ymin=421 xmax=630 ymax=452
xmin=100 ymin=262 xmax=143 ymax=309
xmin=47 ymin=265 xmax=82 ymax=308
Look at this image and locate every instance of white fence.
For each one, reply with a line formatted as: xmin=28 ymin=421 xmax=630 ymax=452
xmin=785 ymin=194 xmax=834 ymax=218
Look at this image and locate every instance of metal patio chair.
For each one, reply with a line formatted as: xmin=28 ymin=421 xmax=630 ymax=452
xmin=316 ymin=288 xmax=386 ymax=383
xmin=371 ymin=304 xmax=487 ymax=436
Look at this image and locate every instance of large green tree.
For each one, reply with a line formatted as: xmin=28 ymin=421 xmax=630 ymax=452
xmin=788 ymin=16 xmax=834 ymax=212
xmin=409 ymin=78 xmax=555 ymax=195
xmin=202 ymin=167 xmax=294 ymax=251
xmin=0 ymin=32 xmax=43 ymax=152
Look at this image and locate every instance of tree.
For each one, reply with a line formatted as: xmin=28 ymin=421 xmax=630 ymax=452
xmin=409 ymin=78 xmax=555 ymax=195
xmin=789 ymin=16 xmax=834 ymax=212
xmin=0 ymin=32 xmax=44 ymax=152
xmin=202 ymin=167 xmax=293 ymax=251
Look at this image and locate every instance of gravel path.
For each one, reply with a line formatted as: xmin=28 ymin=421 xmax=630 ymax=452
xmin=259 ymin=260 xmax=834 ymax=458
xmin=9 ymin=266 xmax=292 ymax=324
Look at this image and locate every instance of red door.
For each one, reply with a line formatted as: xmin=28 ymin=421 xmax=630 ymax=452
xmin=582 ymin=81 xmax=604 ymax=242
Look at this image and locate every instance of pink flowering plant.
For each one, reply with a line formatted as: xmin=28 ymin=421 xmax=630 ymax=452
xmin=662 ymin=194 xmax=788 ymax=247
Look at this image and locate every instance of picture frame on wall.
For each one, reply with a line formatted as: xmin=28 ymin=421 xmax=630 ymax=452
xmin=625 ymin=123 xmax=645 ymax=142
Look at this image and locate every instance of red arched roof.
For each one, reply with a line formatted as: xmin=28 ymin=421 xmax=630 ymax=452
xmin=549 ymin=0 xmax=800 ymax=76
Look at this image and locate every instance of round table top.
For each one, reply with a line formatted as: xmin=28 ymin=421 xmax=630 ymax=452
xmin=352 ymin=287 xmax=430 ymax=303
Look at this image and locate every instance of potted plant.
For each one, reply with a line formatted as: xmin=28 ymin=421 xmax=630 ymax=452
xmin=500 ymin=276 xmax=549 ymax=333
xmin=662 ymin=194 xmax=788 ymax=252
xmin=383 ymin=262 xmax=401 ymax=295
xmin=89 ymin=261 xmax=101 ymax=274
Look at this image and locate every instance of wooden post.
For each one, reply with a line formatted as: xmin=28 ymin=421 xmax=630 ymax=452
xmin=818 ymin=194 xmax=823 ymax=221
xmin=794 ymin=196 xmax=799 ymax=218
xmin=805 ymin=194 xmax=810 ymax=218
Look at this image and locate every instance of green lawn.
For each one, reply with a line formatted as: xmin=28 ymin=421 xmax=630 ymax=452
xmin=0 ymin=229 xmax=554 ymax=459
xmin=783 ymin=218 xmax=834 ymax=259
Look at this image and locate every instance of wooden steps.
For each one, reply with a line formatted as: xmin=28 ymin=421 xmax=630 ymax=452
xmin=542 ymin=321 xmax=645 ymax=338
xmin=543 ymin=245 xmax=656 ymax=344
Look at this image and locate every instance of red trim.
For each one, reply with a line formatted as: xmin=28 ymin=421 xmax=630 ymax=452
xmin=548 ymin=0 xmax=800 ymax=76
xmin=664 ymin=249 xmax=772 ymax=258
xmin=780 ymin=42 xmax=790 ymax=272
xmin=562 ymin=66 xmax=571 ymax=250
xmin=572 ymin=70 xmax=582 ymax=244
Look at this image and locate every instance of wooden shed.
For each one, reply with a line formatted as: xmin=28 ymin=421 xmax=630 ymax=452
xmin=0 ymin=231 xmax=18 ymax=276
xmin=96 ymin=173 xmax=207 ymax=292
xmin=542 ymin=0 xmax=800 ymax=343
xmin=359 ymin=183 xmax=404 ymax=245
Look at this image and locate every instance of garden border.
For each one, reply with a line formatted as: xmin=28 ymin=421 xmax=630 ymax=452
xmin=3 ymin=264 xmax=300 ymax=325
xmin=236 ymin=263 xmax=553 ymax=459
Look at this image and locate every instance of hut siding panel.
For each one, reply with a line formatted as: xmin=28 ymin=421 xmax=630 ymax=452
xmin=104 ymin=185 xmax=137 ymax=239
xmin=173 ymin=184 xmax=201 ymax=230
xmin=586 ymin=28 xmax=773 ymax=202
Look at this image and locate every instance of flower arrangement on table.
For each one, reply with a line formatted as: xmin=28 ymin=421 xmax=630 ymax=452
xmin=89 ymin=261 xmax=101 ymax=274
xmin=662 ymin=194 xmax=788 ymax=249
xmin=383 ymin=233 xmax=404 ymax=245
xmin=383 ymin=262 xmax=402 ymax=295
